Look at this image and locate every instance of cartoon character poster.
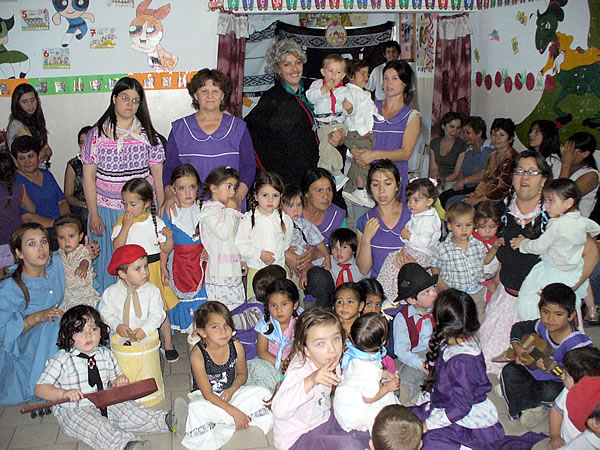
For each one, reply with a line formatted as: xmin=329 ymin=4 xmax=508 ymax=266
xmin=129 ymin=0 xmax=179 ymax=72
xmin=43 ymin=48 xmax=70 ymax=69
xmin=51 ymin=0 xmax=95 ymax=48
xmin=90 ymin=27 xmax=117 ymax=49
xmin=0 ymin=16 xmax=30 ymax=78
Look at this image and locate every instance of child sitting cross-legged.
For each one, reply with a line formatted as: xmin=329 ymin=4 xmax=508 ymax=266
xmin=370 ymin=405 xmax=423 ymax=450
xmin=499 ymin=283 xmax=593 ymax=430
xmin=35 ymin=305 xmax=187 ymax=450
xmin=562 ymin=376 xmax=600 ymax=449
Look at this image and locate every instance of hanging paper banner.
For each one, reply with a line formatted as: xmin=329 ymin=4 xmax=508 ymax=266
xmin=90 ymin=28 xmax=117 ymax=49
xmin=108 ymin=0 xmax=135 ymax=6
xmin=416 ymin=13 xmax=435 ymax=72
xmin=42 ymin=48 xmax=70 ymax=70
xmin=128 ymin=71 xmax=196 ymax=91
xmin=20 ymin=9 xmax=50 ymax=31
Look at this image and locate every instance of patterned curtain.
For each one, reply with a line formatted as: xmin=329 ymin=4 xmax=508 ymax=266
xmin=217 ymin=11 xmax=249 ymax=118
xmin=431 ymin=13 xmax=472 ymax=138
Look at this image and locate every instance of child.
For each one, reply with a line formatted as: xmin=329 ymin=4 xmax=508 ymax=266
xmin=306 ymin=54 xmax=353 ymax=189
xmin=334 ymin=313 xmax=400 ymax=432
xmin=281 ymin=186 xmax=332 ymax=305
xmin=378 ymin=178 xmax=441 ymax=300
xmin=183 ymin=301 xmax=273 ymax=449
xmin=98 ymin=244 xmax=166 ymax=342
xmin=392 ymin=263 xmax=437 ymax=404
xmin=64 ymin=126 xmax=92 ymax=229
xmin=511 ymin=179 xmax=600 ymax=321
xmin=473 ymin=200 xmax=503 ymax=292
xmin=112 ymin=177 xmax=180 ymax=361
xmin=0 ymin=151 xmax=35 ymax=278
xmin=370 ymin=405 xmax=423 ymax=450
xmin=271 ymin=307 xmax=369 ymax=449
xmin=499 ymin=283 xmax=593 ymax=429
xmin=334 ymin=281 xmax=366 ymax=336
xmin=430 ymin=201 xmax=487 ymax=322
xmin=54 ymin=214 xmax=100 ymax=311
xmin=197 ymin=166 xmax=245 ymax=309
xmin=161 ymin=164 xmax=208 ymax=333
xmin=235 ymin=172 xmax=293 ymax=299
xmin=563 ymin=376 xmax=600 ymax=449
xmin=548 ymin=347 xmax=600 ymax=449
xmin=330 ymin=228 xmax=366 ymax=288
xmin=342 ymin=59 xmax=381 ymax=208
xmin=35 ymin=305 xmax=187 ymax=450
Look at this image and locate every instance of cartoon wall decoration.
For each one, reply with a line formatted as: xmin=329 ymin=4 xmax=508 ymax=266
xmin=416 ymin=12 xmax=435 ymax=72
xmin=0 ymin=16 xmax=30 ymax=79
xmin=129 ymin=0 xmax=179 ymax=72
xmin=51 ymin=0 xmax=95 ymax=48
xmin=21 ymin=9 xmax=51 ymax=31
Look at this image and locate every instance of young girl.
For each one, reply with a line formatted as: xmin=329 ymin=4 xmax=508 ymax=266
xmin=35 ymin=305 xmax=186 ymax=449
xmin=235 ymin=172 xmax=293 ymax=299
xmin=271 ymin=307 xmax=370 ymax=449
xmin=197 ymin=166 xmax=245 ymax=309
xmin=334 ymin=313 xmax=400 ymax=433
xmin=0 ymin=151 xmax=35 ymax=278
xmin=473 ymin=201 xmax=503 ymax=304
xmin=54 ymin=214 xmax=100 ymax=311
xmin=183 ymin=301 xmax=273 ymax=449
xmin=511 ymin=178 xmax=600 ymax=321
xmin=334 ymin=281 xmax=365 ymax=337
xmin=377 ymin=178 xmax=441 ymax=301
xmin=161 ymin=164 xmax=208 ymax=333
xmin=112 ymin=177 xmax=180 ymax=361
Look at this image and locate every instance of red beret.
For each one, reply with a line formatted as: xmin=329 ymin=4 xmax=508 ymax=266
xmin=107 ymin=244 xmax=147 ymax=275
xmin=567 ymin=376 xmax=600 ymax=432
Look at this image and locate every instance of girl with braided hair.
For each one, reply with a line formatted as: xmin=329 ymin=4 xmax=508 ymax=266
xmin=112 ymin=177 xmax=180 ymax=361
xmin=236 ymin=172 xmax=293 ymax=299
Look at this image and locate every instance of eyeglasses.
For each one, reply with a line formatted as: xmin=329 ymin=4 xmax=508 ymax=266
xmin=118 ymin=94 xmax=141 ymax=105
xmin=514 ymin=168 xmax=543 ymax=177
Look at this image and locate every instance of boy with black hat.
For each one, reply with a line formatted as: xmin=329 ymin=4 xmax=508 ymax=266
xmin=392 ymin=263 xmax=438 ymax=404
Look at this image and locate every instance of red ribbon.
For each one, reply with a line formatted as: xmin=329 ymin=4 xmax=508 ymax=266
xmin=336 ymin=262 xmax=353 ymax=288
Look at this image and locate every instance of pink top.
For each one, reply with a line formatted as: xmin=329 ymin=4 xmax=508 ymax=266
xmin=267 ymin=316 xmax=297 ymax=363
xmin=382 ymin=354 xmax=397 ymax=374
xmin=272 ymin=353 xmax=333 ymax=450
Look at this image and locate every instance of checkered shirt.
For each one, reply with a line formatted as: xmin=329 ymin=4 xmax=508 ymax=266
xmin=430 ymin=233 xmax=486 ymax=291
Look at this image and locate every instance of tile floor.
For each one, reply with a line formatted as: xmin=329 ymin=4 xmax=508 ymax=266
xmin=2 ymin=326 xmax=598 ymax=449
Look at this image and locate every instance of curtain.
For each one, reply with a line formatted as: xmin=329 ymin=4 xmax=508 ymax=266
xmin=431 ymin=13 xmax=472 ymax=138
xmin=217 ymin=11 xmax=249 ymax=118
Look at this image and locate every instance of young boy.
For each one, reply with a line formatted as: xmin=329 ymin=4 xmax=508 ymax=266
xmin=306 ymin=54 xmax=353 ymax=189
xmin=329 ymin=228 xmax=366 ymax=288
xmin=365 ymin=40 xmax=401 ymax=101
xmin=564 ymin=376 xmax=600 ymax=449
xmin=392 ymin=263 xmax=437 ymax=404
xmin=35 ymin=305 xmax=187 ymax=449
xmin=98 ymin=244 xmax=166 ymax=341
xmin=500 ymin=283 xmax=593 ymax=429
xmin=370 ymin=404 xmax=423 ymax=450
xmin=430 ymin=201 xmax=487 ymax=322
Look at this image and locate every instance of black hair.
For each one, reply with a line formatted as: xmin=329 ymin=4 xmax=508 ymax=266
xmin=121 ymin=177 xmax=158 ymax=240
xmin=248 ymin=171 xmax=286 ymax=231
xmin=252 ymin=265 xmax=287 ymax=303
xmin=406 ymin=178 xmax=438 ymax=201
xmin=10 ymin=83 xmax=48 ymax=148
xmin=11 ymin=135 xmax=41 ymax=158
xmin=562 ymin=347 xmax=600 ymax=383
xmin=281 ymin=185 xmax=303 ymax=207
xmin=54 ymin=214 xmax=85 ymax=235
xmin=491 ymin=118 xmax=516 ymax=143
xmin=440 ymin=112 xmax=463 ymax=134
xmin=589 ymin=402 xmax=600 ymax=427
xmin=349 ymin=312 xmax=388 ymax=353
xmin=0 ymin=151 xmax=17 ymax=208
xmin=301 ymin=167 xmax=336 ymax=197
xmin=335 ymin=281 xmax=365 ymax=305
xmin=262 ymin=279 xmax=301 ymax=335
xmin=538 ymin=282 xmax=576 ymax=316
xmin=474 ymin=200 xmax=504 ymax=232
xmin=95 ymin=77 xmax=159 ymax=146
xmin=77 ymin=126 xmax=93 ymax=143
xmin=567 ymin=131 xmax=597 ymax=170
xmin=383 ymin=60 xmax=414 ymax=103
xmin=366 ymin=159 xmax=402 ymax=201
xmin=383 ymin=40 xmax=401 ymax=54
xmin=358 ymin=278 xmax=384 ymax=301
xmin=422 ymin=289 xmax=479 ymax=391
xmin=464 ymin=116 xmax=487 ymax=140
xmin=529 ymin=120 xmax=560 ymax=159
xmin=199 ymin=165 xmax=240 ymax=210
xmin=57 ymin=305 xmax=110 ymax=351
xmin=329 ymin=228 xmax=358 ymax=255
xmin=543 ymin=178 xmax=581 ymax=212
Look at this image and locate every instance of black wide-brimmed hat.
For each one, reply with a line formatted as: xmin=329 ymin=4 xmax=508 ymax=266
xmin=394 ymin=263 xmax=438 ymax=303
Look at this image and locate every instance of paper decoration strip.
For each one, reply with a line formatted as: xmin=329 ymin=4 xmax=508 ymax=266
xmin=20 ymin=9 xmax=50 ymax=31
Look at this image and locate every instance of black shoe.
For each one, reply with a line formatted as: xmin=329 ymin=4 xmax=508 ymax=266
xmin=165 ymin=348 xmax=179 ymax=362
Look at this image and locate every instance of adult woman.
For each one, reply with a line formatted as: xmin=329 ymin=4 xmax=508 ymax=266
xmin=528 ymin=119 xmax=561 ymax=179
xmin=82 ymin=77 xmax=165 ymax=293
xmin=356 ymin=160 xmax=412 ymax=282
xmin=0 ymin=224 xmax=64 ymax=404
xmin=465 ymin=118 xmax=518 ymax=205
xmin=479 ymin=151 xmax=599 ymax=375
xmin=352 ymin=60 xmax=421 ymax=201
xmin=428 ymin=111 xmax=466 ymax=186
xmin=7 ymin=83 xmax=52 ymax=166
xmin=439 ymin=116 xmax=494 ymax=207
xmin=162 ymin=69 xmax=255 ymax=213
xmin=64 ymin=126 xmax=92 ymax=229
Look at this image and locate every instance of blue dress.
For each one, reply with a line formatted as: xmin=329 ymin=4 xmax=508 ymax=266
xmin=0 ymin=254 xmax=65 ymax=404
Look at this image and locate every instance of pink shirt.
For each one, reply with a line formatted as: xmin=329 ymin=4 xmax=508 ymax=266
xmin=267 ymin=316 xmax=297 ymax=363
xmin=272 ymin=354 xmax=333 ymax=450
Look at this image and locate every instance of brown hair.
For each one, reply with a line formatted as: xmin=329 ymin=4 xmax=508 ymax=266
xmin=445 ymin=201 xmax=475 ymax=224
xmin=349 ymin=312 xmax=387 ymax=353
xmin=193 ymin=301 xmax=236 ymax=333
xmin=252 ymin=264 xmax=287 ymax=303
xmin=121 ymin=178 xmax=158 ymax=240
xmin=187 ymin=68 xmax=232 ymax=111
xmin=54 ymin=214 xmax=85 ymax=235
xmin=371 ymin=405 xmax=422 ymax=450
xmin=474 ymin=200 xmax=503 ymax=230
xmin=322 ymin=53 xmax=347 ymax=71
xmin=248 ymin=172 xmax=286 ymax=232
xmin=346 ymin=59 xmax=369 ymax=82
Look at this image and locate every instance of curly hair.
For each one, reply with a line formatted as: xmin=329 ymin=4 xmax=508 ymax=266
xmin=187 ymin=68 xmax=232 ymax=111
xmin=57 ymin=305 xmax=110 ymax=351
xmin=265 ymin=39 xmax=307 ymax=74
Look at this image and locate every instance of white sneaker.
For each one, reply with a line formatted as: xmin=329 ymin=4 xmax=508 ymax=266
xmin=520 ymin=406 xmax=548 ymax=429
xmin=334 ymin=174 xmax=349 ymax=191
xmin=343 ymin=188 xmax=375 ymax=208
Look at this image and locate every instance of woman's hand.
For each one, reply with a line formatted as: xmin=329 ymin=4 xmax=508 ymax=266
xmin=510 ymin=235 xmax=525 ymax=250
xmin=63 ymin=389 xmax=84 ymax=402
xmin=260 ymin=250 xmax=275 ymax=265
xmin=111 ymin=374 xmax=130 ymax=387
xmin=225 ymin=198 xmax=238 ymax=210
xmin=300 ymin=270 xmax=308 ymax=289
xmin=162 ymin=268 xmax=170 ymax=286
xmin=560 ymin=140 xmax=577 ymax=168
xmin=400 ymin=226 xmax=411 ymax=240
xmin=453 ymin=179 xmax=466 ymax=191
xmin=354 ymin=149 xmax=376 ymax=168
xmin=89 ymin=213 xmax=105 ymax=237
xmin=362 ymin=217 xmax=381 ymax=243
xmin=84 ymin=236 xmax=100 ymax=260
xmin=159 ymin=186 xmax=179 ymax=220
xmin=393 ymin=248 xmax=416 ymax=269
xmin=30 ymin=308 xmax=63 ymax=325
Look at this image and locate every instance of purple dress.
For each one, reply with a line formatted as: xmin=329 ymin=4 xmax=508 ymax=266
xmin=373 ymin=102 xmax=418 ymax=200
xmin=163 ymin=113 xmax=256 ymax=190
xmin=306 ymin=203 xmax=346 ymax=246
xmin=356 ymin=205 xmax=411 ymax=278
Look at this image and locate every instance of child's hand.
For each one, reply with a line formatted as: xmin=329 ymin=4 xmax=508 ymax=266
xmin=201 ymin=248 xmax=209 ymax=261
xmin=63 ymin=389 xmax=84 ymax=402
xmin=74 ymin=262 xmax=88 ymax=278
xmin=116 ymin=324 xmax=132 ymax=338
xmin=493 ymin=237 xmax=505 ymax=249
xmin=160 ymin=227 xmax=173 ymax=239
xmin=536 ymin=358 xmax=548 ymax=372
xmin=131 ymin=328 xmax=146 ymax=340
xmin=400 ymin=226 xmax=411 ymax=240
xmin=220 ymin=388 xmax=234 ymax=402
xmin=111 ymin=374 xmax=130 ymax=387
xmin=510 ymin=235 xmax=525 ymax=250
xmin=382 ymin=375 xmax=400 ymax=393
xmin=381 ymin=370 xmax=397 ymax=382
xmin=342 ymin=98 xmax=353 ymax=114
xmin=309 ymin=360 xmax=340 ymax=388
xmin=230 ymin=406 xmax=250 ymax=430
xmin=122 ymin=211 xmax=137 ymax=228
xmin=512 ymin=342 xmax=528 ymax=365
xmin=300 ymin=271 xmax=308 ymax=289
xmin=161 ymin=269 xmax=170 ymax=286
xmin=260 ymin=250 xmax=275 ymax=265
xmin=225 ymin=198 xmax=238 ymax=210
xmin=549 ymin=436 xmax=566 ymax=450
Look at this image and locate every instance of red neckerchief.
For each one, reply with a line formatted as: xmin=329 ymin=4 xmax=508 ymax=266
xmin=330 ymin=80 xmax=344 ymax=113
xmin=472 ymin=231 xmax=497 ymax=251
xmin=336 ymin=262 xmax=353 ymax=288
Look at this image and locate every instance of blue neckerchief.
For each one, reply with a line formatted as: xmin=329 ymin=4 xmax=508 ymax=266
xmin=341 ymin=339 xmax=387 ymax=371
xmin=254 ymin=307 xmax=303 ymax=370
xmin=279 ymin=77 xmax=314 ymax=115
